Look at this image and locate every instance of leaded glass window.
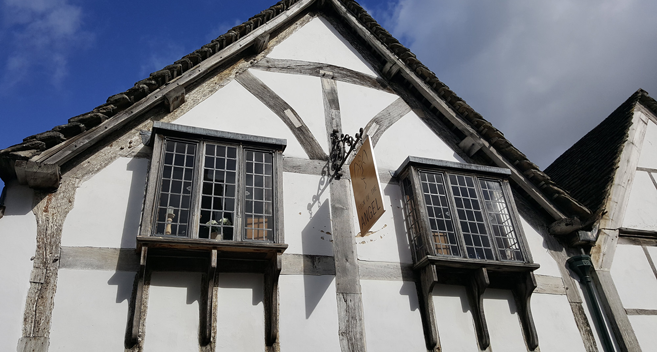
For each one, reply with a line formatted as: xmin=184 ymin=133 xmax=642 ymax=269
xmin=399 ymin=163 xmax=527 ymax=263
xmin=151 ymin=137 xmax=278 ymax=242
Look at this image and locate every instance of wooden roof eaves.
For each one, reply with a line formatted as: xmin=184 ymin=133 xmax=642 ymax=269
xmin=0 ymin=0 xmax=589 ymax=221
xmin=0 ymin=0 xmax=315 ymax=189
xmin=328 ymin=0 xmax=576 ymax=220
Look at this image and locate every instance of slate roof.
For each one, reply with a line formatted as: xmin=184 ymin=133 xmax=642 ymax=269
xmin=0 ymin=0 xmax=590 ymax=219
xmin=545 ymin=89 xmax=657 ymax=216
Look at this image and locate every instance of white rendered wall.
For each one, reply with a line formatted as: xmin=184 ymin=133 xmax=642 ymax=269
xmin=355 ymin=182 xmax=413 ymax=263
xmin=610 ymin=244 xmax=657 ymax=309
xmin=520 ymin=216 xmax=562 ymax=277
xmin=432 ymin=284 xmax=480 ymax=352
xmin=621 ymin=171 xmax=657 ymax=231
xmin=531 ymin=293 xmax=587 ymax=352
xmin=360 ymin=280 xmax=425 ymax=351
xmin=374 ymin=110 xmax=462 ymax=170
xmin=216 ymin=273 xmax=265 ymax=352
xmin=628 ymin=315 xmax=657 ymax=352
xmin=62 ymin=157 xmax=148 ymax=249
xmin=338 ymin=81 xmax=400 ymax=138
xmin=637 ymin=118 xmax=657 ymax=169
xmin=174 ymin=80 xmax=307 ymax=160
xmin=49 ymin=269 xmax=135 ymax=351
xmin=483 ymin=289 xmax=527 ymax=352
xmin=278 ymin=275 xmax=341 ymax=352
xmin=0 ymin=183 xmax=36 ymax=351
xmin=283 ymin=172 xmax=333 ymax=256
xmin=144 ymin=272 xmax=202 ymax=352
xmin=267 ymin=16 xmax=378 ymax=76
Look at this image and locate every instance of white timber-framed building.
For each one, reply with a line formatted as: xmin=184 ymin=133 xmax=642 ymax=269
xmin=1 ymin=0 xmax=656 ymax=351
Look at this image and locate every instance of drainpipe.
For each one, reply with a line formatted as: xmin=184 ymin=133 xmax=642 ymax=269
xmin=567 ymin=255 xmax=615 ymax=352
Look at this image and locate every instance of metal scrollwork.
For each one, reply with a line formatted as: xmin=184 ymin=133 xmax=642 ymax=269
xmin=329 ymin=127 xmax=364 ymax=180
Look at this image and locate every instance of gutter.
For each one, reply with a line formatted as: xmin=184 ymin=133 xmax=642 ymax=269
xmin=567 ymin=255 xmax=616 ymax=352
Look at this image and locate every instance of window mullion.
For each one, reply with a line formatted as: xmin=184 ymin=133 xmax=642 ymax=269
xmin=473 ymin=176 xmax=501 ymax=261
xmin=189 ymin=140 xmax=204 ymax=239
xmin=443 ymin=172 xmax=468 ymax=259
xmin=235 ymin=144 xmax=245 ymax=242
xmin=502 ymin=180 xmax=530 ymax=262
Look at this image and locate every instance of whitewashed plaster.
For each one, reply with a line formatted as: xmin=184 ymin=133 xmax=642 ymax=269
xmin=249 ymin=69 xmax=329 ymax=153
xmin=622 ymin=171 xmax=657 ymax=231
xmin=144 ymin=272 xmax=202 ymax=352
xmin=360 ymin=280 xmax=425 ymax=351
xmin=62 ymin=157 xmax=148 ymax=249
xmin=283 ymin=172 xmax=333 ymax=256
xmin=374 ymin=110 xmax=462 ymax=171
xmin=520 ymin=217 xmax=562 ymax=277
xmin=278 ymin=275 xmax=341 ymax=352
xmin=532 ymin=293 xmax=586 ymax=352
xmin=355 ymin=182 xmax=413 ymax=263
xmin=628 ymin=315 xmax=657 ymax=352
xmin=637 ymin=118 xmax=657 ymax=169
xmin=216 ymin=273 xmax=265 ymax=352
xmin=483 ymin=289 xmax=527 ymax=352
xmin=49 ymin=269 xmax=135 ymax=351
xmin=173 ymin=80 xmax=307 ymax=159
xmin=610 ymin=244 xmax=657 ymax=309
xmin=338 ymin=81 xmax=400 ymax=139
xmin=432 ymin=284 xmax=480 ymax=352
xmin=267 ymin=16 xmax=378 ymax=77
xmin=0 ymin=183 xmax=36 ymax=351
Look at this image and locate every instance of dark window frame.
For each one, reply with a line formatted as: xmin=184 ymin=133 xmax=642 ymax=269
xmin=399 ymin=161 xmax=533 ymax=266
xmin=138 ymin=121 xmax=287 ymax=246
xmin=395 ymin=156 xmax=539 ymax=351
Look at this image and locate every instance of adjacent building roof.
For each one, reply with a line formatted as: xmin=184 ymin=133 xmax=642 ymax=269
xmin=545 ymin=89 xmax=657 ymax=216
xmin=0 ymin=0 xmax=590 ymax=219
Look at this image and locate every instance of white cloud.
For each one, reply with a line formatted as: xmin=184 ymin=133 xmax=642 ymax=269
xmin=0 ymin=0 xmax=93 ymax=90
xmin=374 ymin=0 xmax=657 ymax=168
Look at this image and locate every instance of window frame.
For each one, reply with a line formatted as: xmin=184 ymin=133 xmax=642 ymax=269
xmin=139 ymin=122 xmax=286 ymax=246
xmin=396 ymin=156 xmax=534 ymax=267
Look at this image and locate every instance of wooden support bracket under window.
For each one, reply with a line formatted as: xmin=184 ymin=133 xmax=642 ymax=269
xmin=415 ymin=264 xmax=440 ymax=350
xmin=513 ymin=271 xmax=539 ymax=350
xmin=264 ymin=253 xmax=282 ymax=346
xmin=200 ymin=249 xmax=217 ymax=346
xmin=128 ymin=245 xmax=148 ymax=347
xmin=465 ymin=267 xmax=490 ymax=350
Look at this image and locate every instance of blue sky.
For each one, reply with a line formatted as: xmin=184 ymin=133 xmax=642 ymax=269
xmin=1 ymin=0 xmax=657 ymax=191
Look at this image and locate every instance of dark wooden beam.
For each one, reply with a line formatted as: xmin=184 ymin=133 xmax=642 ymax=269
xmin=253 ymin=57 xmax=392 ymax=93
xmin=264 ymin=253 xmax=282 ymax=346
xmin=513 ymin=272 xmax=539 ymax=350
xmin=200 ymin=250 xmax=217 ymax=345
xmin=466 ymin=267 xmax=490 ymax=350
xmin=236 ymin=70 xmax=328 ymax=160
xmin=129 ymin=246 xmax=148 ymax=347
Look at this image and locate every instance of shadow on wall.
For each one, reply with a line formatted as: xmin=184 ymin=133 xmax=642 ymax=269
xmin=303 ymin=161 xmax=335 ymax=319
xmin=302 ymin=200 xmax=334 ymax=319
xmin=398 ymin=281 xmax=420 ymax=311
xmin=384 ymin=182 xmax=413 ymax=264
xmin=120 ymin=157 xmax=149 ymax=249
xmin=218 ymin=273 xmax=264 ymax=306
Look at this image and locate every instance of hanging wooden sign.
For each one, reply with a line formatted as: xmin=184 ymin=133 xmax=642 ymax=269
xmin=349 ymin=136 xmax=385 ymax=235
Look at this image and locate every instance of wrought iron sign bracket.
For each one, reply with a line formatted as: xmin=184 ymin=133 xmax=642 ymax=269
xmin=329 ymin=128 xmax=363 ymax=180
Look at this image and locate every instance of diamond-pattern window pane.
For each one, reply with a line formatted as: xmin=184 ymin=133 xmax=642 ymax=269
xmin=244 ymin=150 xmax=274 ymax=241
xmin=402 ymin=177 xmax=425 ymax=260
xmin=198 ymin=144 xmax=237 ymax=240
xmin=480 ymin=180 xmax=523 ymax=261
xmin=449 ymin=174 xmax=494 ymax=260
xmin=155 ymin=140 xmax=196 ymax=237
xmin=420 ymin=172 xmax=460 ymax=256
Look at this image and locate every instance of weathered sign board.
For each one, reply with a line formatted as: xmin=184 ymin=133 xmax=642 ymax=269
xmin=349 ymin=136 xmax=385 ymax=235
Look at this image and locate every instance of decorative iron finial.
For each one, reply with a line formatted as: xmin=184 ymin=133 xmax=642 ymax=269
xmin=329 ymin=127 xmax=364 ymax=180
